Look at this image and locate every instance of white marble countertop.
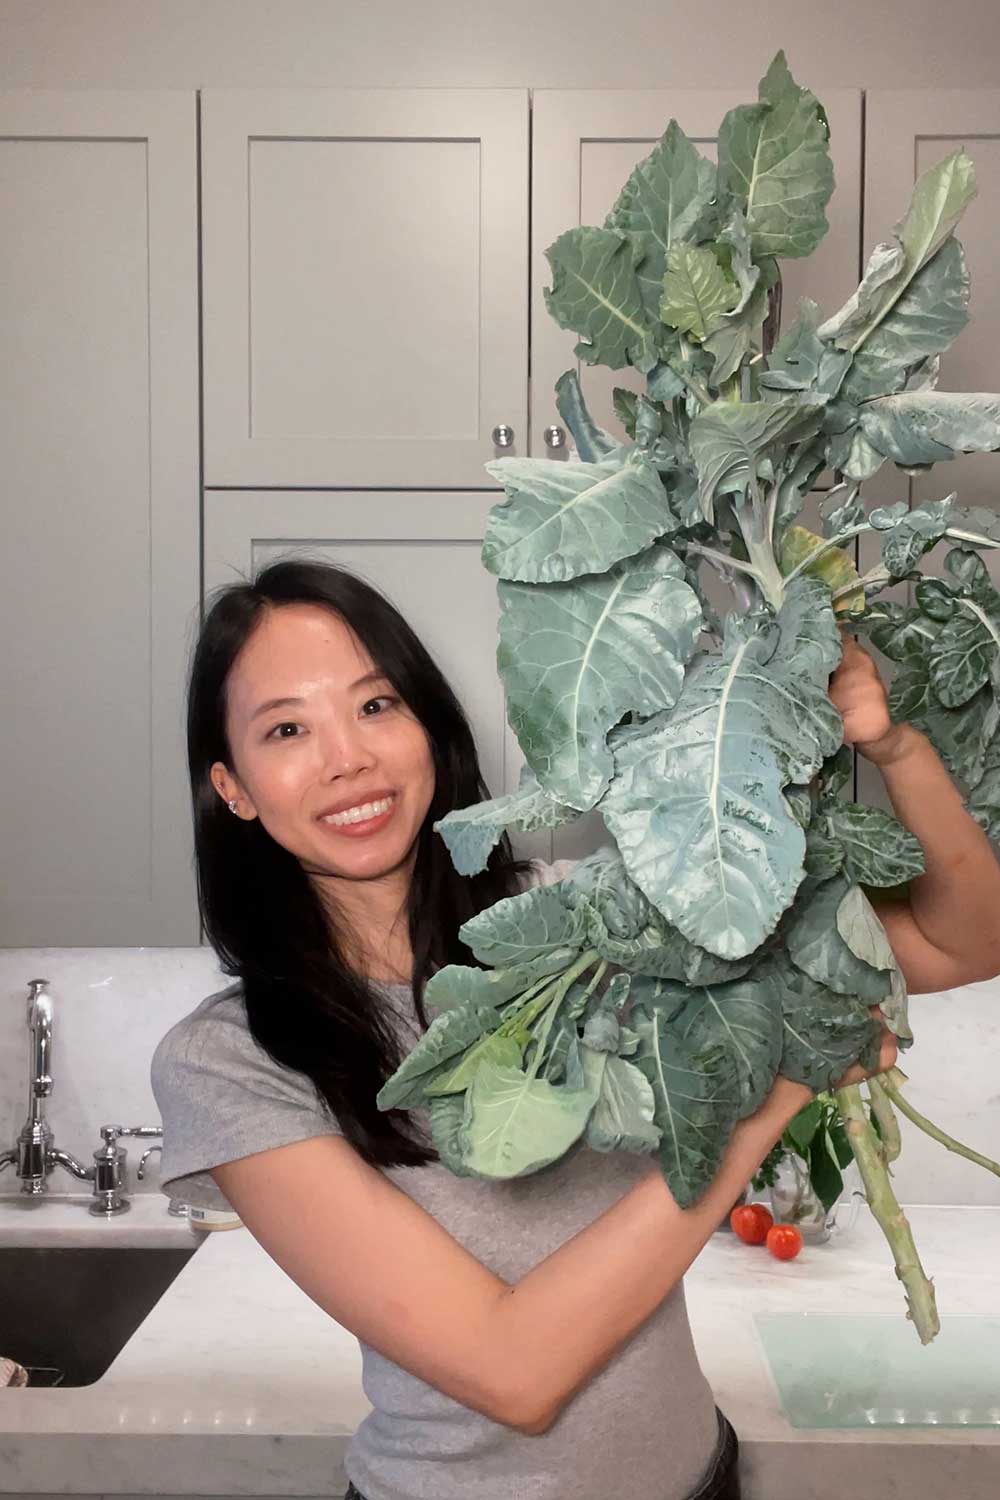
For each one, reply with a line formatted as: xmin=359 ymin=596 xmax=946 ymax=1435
xmin=1 ymin=1191 xmax=999 ymax=1499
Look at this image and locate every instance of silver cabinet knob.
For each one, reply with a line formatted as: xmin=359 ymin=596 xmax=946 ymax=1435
xmin=492 ymin=424 xmax=515 ymax=447
xmin=544 ymin=424 xmax=567 ymax=449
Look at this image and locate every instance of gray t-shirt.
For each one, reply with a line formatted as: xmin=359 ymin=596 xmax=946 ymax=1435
xmin=150 ymin=859 xmax=720 ymax=1500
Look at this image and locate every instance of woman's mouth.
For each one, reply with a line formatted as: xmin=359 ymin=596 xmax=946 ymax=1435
xmin=319 ymin=792 xmax=398 ymax=836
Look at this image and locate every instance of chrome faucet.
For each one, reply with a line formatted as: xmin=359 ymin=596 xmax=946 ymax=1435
xmin=0 ymin=978 xmax=172 ymax=1217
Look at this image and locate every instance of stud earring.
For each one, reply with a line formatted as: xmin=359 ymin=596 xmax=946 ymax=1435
xmin=228 ymin=799 xmax=238 ymax=814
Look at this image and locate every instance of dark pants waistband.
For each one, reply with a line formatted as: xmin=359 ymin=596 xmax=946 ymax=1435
xmin=344 ymin=1404 xmax=740 ymax=1500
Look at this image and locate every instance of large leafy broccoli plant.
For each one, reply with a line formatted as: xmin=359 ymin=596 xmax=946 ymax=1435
xmin=378 ymin=52 xmax=1000 ymax=1344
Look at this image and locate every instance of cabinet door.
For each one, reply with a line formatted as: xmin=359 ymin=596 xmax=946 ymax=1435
xmin=203 ymin=491 xmax=556 ymax=895
xmin=857 ymin=91 xmax=1000 ymax=812
xmin=0 ymin=91 xmax=200 ymax=946
xmin=201 ymin=90 xmax=528 ymax=489
xmin=531 ymin=88 xmax=862 ymax=457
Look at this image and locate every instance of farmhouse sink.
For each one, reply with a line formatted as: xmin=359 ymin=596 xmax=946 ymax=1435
xmin=0 ymin=1244 xmax=201 ymax=1386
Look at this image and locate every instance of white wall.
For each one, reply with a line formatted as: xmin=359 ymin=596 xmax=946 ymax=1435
xmin=1 ymin=0 xmax=998 ymax=1210
xmin=0 ymin=0 xmax=998 ymax=90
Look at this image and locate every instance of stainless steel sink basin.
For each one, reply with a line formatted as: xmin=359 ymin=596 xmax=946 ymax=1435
xmin=1 ymin=1244 xmax=202 ymax=1386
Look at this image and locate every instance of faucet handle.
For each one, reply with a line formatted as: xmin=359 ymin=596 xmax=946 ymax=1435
xmin=99 ymin=1124 xmax=163 ymax=1145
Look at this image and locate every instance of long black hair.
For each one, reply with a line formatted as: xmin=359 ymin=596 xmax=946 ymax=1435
xmin=187 ymin=556 xmax=535 ymax=1169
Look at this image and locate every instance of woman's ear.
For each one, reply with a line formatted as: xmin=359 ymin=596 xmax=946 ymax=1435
xmin=210 ymin=760 xmax=257 ymax=820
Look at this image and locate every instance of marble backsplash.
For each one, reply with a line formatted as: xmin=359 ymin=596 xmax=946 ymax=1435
xmin=1 ymin=945 xmax=998 ymax=1207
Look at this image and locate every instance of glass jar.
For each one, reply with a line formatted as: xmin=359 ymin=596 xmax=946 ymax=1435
xmin=769 ymin=1153 xmax=864 ymax=1244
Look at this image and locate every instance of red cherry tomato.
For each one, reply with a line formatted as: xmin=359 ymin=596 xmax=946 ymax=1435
xmin=766 ymin=1224 xmax=804 ymax=1260
xmin=729 ymin=1204 xmax=774 ymax=1244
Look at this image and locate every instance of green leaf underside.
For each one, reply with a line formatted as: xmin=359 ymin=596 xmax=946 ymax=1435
xmin=496 ymin=544 xmax=702 ymax=810
xmin=434 ymin=763 xmax=580 ymax=877
xmin=600 ymin=581 xmax=843 ymax=960
xmin=481 ymin=451 xmax=672 ymax=584
xmin=631 ymin=1006 xmax=740 ymax=1210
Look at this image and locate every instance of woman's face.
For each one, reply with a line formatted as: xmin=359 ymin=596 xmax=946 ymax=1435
xmin=211 ymin=602 xmax=436 ymax=887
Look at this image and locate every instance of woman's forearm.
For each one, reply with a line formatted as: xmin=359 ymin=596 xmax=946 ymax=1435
xmin=867 ymin=722 xmax=1000 ymax=977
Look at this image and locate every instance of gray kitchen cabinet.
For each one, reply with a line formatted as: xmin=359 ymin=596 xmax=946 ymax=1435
xmin=202 ymin=489 xmax=557 ymax=885
xmin=0 ymin=90 xmax=200 ymax=946
xmin=200 ymin=89 xmax=529 ymax=489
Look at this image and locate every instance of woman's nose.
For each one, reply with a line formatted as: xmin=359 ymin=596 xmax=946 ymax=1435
xmin=320 ymin=724 xmax=376 ymax=777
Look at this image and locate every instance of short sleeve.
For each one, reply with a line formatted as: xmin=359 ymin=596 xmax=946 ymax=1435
xmin=150 ymin=988 xmax=345 ymax=1212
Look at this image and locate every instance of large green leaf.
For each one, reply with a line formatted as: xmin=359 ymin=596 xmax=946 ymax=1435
xmin=688 ymin=398 xmax=826 ymax=524
xmin=717 ymin=51 xmax=834 ymax=260
xmin=583 ymin=1050 xmax=662 ymax=1154
xmin=824 ymin=803 xmax=926 ymax=888
xmin=460 ymin=1055 xmax=599 ymax=1178
xmin=928 ymin=597 xmax=1000 ymax=707
xmin=496 ymin=543 xmax=702 ymax=810
xmin=434 ymin=763 xmax=580 ymax=876
xmin=782 ymin=873 xmax=894 ymax=1003
xmin=818 ymin=149 xmax=977 ymax=353
xmin=889 ymin=655 xmax=1000 ymax=787
xmin=839 ymin=237 xmax=970 ymax=403
xmin=561 ymin=846 xmax=754 ymax=985
xmin=772 ymin=954 xmax=882 ymax=1093
xmin=543 ymin=225 xmax=658 ymax=372
xmin=604 ymin=120 xmax=718 ymax=328
xmin=859 ymin=392 xmax=1000 ymax=467
xmin=481 ymin=449 xmax=671 ymax=583
xmin=630 ymin=1005 xmax=740 ymax=1209
xmin=599 ymin=586 xmax=844 ymax=959
xmin=427 ymin=1095 xmax=479 ymax=1177
xmin=669 ymin=972 xmax=783 ymax=1119
xmin=458 ymin=881 xmax=588 ymax=968
xmin=659 ymin=244 xmax=738 ymax=341
xmin=376 ymin=1002 xmax=499 ymax=1111
xmin=424 ymin=949 xmax=579 ymax=1016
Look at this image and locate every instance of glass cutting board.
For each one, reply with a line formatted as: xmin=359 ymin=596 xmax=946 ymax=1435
xmin=754 ymin=1313 xmax=1000 ymax=1428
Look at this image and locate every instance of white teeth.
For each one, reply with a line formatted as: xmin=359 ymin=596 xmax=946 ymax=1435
xmin=322 ymin=794 xmax=395 ymax=827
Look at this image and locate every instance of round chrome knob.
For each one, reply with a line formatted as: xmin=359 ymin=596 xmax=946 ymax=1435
xmin=544 ymin=425 xmax=567 ymax=449
xmin=492 ymin=424 xmax=515 ymax=447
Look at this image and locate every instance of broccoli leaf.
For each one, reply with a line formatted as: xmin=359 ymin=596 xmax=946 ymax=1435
xmin=495 ymin=542 xmax=702 ymax=810
xmin=481 ymin=448 xmax=672 ymax=583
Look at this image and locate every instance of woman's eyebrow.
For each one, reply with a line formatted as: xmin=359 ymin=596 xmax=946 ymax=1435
xmin=249 ymin=673 xmax=388 ymax=722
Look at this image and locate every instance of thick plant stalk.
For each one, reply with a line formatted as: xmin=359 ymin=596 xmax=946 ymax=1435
xmin=879 ymin=1067 xmax=1000 ymax=1180
xmin=834 ymin=1082 xmax=941 ymax=1345
xmin=865 ymin=1076 xmax=902 ymax=1164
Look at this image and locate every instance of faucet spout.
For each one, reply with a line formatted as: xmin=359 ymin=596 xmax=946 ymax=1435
xmin=27 ymin=979 xmax=53 ymax=1104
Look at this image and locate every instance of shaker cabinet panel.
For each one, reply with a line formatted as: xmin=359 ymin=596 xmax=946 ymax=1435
xmin=202 ymin=490 xmax=554 ymax=882
xmin=0 ymin=91 xmax=200 ymax=946
xmin=201 ymin=90 xmax=528 ymax=488
xmin=530 ymin=88 xmax=862 ymax=458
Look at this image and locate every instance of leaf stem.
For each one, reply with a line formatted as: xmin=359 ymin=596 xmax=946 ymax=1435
xmin=865 ymin=1077 xmax=902 ymax=1164
xmin=686 ymin=541 xmax=763 ymax=582
xmin=663 ymin=357 xmax=713 ymax=409
xmin=943 ymin=526 xmax=1000 ymax=551
xmin=878 ymin=1069 xmax=1000 ymax=1179
xmin=835 ymin=1082 xmax=940 ymax=1344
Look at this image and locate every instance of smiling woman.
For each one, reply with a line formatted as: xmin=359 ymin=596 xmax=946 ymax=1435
xmin=150 ymin=554 xmax=819 ymax=1500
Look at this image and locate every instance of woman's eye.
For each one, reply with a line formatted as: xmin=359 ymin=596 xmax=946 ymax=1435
xmin=267 ymin=722 xmax=301 ymax=740
xmin=363 ymin=695 xmax=397 ymax=716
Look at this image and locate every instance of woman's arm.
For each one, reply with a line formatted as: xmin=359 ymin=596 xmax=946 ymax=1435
xmin=828 ymin=636 xmax=1000 ymax=992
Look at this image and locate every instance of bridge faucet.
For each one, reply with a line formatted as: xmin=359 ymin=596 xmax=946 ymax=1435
xmin=0 ymin=978 xmax=163 ymax=1217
